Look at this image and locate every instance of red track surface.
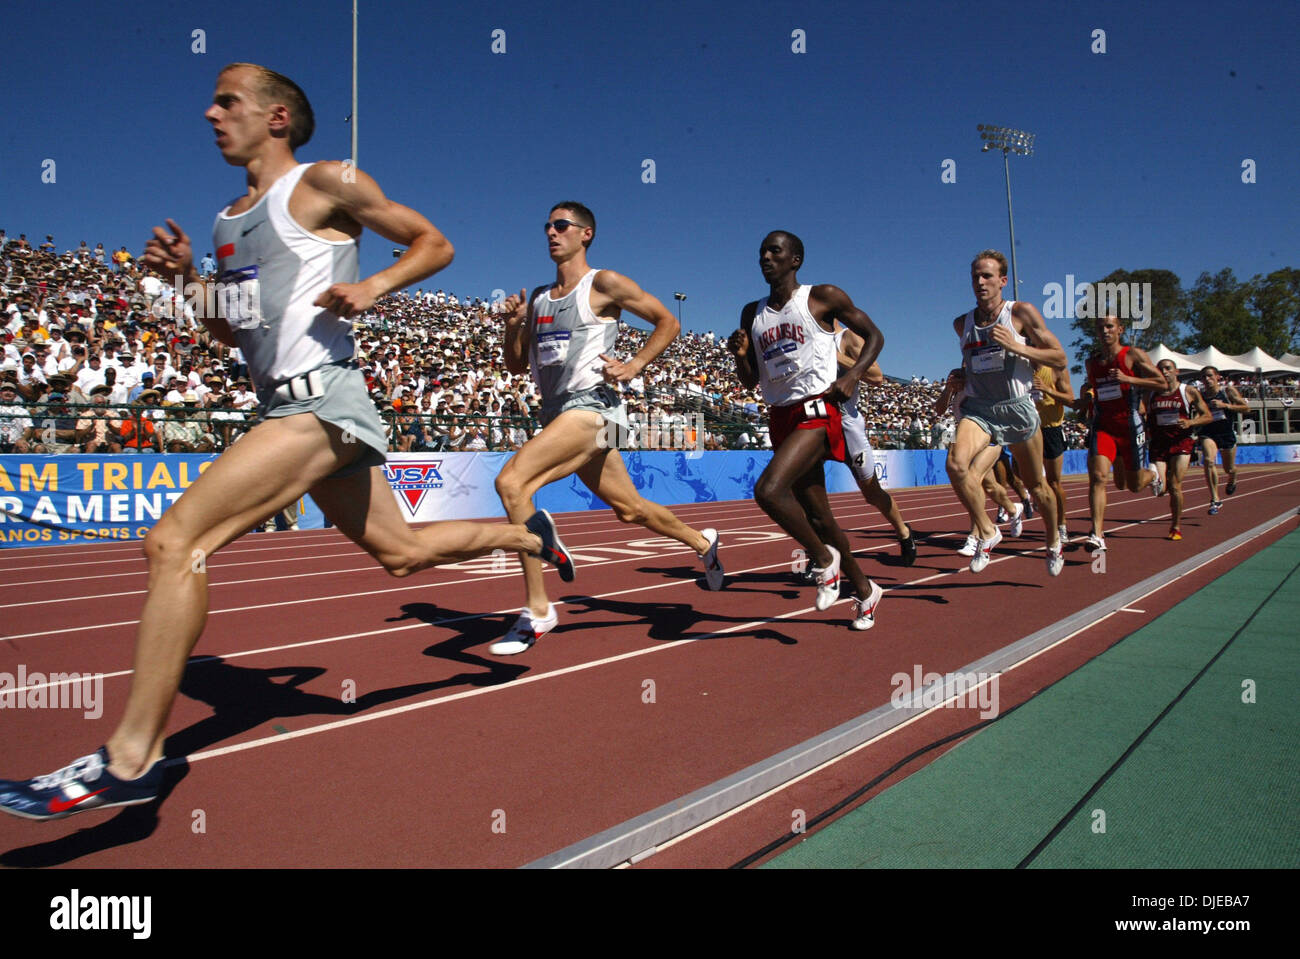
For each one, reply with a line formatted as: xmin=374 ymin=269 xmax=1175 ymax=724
xmin=1 ymin=464 xmax=1296 ymax=868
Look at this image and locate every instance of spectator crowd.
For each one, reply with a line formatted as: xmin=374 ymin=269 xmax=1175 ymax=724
xmin=16 ymin=226 xmax=1283 ymax=459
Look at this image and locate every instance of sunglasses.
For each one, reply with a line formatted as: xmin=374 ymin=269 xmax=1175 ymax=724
xmin=543 ymin=219 xmax=588 ymax=234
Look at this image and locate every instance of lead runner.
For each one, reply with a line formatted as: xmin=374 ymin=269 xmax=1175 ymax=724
xmin=0 ymin=63 xmax=573 ymax=821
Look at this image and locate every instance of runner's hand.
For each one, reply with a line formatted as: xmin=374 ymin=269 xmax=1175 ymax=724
xmin=501 ymin=288 xmax=528 ymax=326
xmin=989 ymin=323 xmax=1019 ymax=351
xmin=727 ymin=328 xmax=749 ymax=357
xmin=826 ymin=372 xmax=855 ymax=405
xmin=314 ymin=282 xmax=377 ymax=319
xmin=599 ymin=353 xmax=641 ymax=384
xmin=141 ymin=219 xmax=192 ymax=280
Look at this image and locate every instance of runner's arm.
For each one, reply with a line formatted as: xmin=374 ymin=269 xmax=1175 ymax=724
xmin=811 ymin=284 xmax=882 ymax=403
xmin=1184 ymin=386 xmax=1214 ymax=429
xmin=996 ymin=302 xmax=1066 ymax=369
xmin=302 ymin=162 xmax=453 ymax=318
xmin=728 ymin=303 xmax=759 ymax=390
xmin=1115 ymin=347 xmax=1168 ymax=392
xmin=592 ymin=270 xmax=677 ymax=383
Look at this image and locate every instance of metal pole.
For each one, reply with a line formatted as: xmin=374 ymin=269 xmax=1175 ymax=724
xmin=351 ymin=0 xmax=358 ymax=169
xmin=1258 ymin=365 xmax=1269 ymax=443
xmin=1003 ymin=150 xmax=1018 ymax=298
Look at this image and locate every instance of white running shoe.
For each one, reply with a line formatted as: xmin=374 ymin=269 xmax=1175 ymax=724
xmin=490 ymin=604 xmax=558 ymax=656
xmin=996 ymin=507 xmax=1009 ymax=524
xmin=1058 ymin=524 xmax=1069 ymax=549
xmin=698 ymin=528 xmax=725 ymax=591
xmin=813 ymin=546 xmax=841 ymax=611
xmin=970 ymin=529 xmax=1002 ymax=573
xmin=957 ymin=534 xmax=979 ymax=557
xmin=1086 ymin=533 xmax=1107 ymax=552
xmin=1008 ymin=502 xmax=1025 ymax=538
xmin=1046 ymin=544 xmax=1064 ymax=577
xmin=850 ymin=580 xmax=884 ymax=630
xmin=1150 ymin=470 xmax=1164 ymax=497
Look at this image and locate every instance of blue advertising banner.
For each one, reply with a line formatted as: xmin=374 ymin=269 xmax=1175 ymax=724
xmin=5 ymin=445 xmax=1294 ymax=545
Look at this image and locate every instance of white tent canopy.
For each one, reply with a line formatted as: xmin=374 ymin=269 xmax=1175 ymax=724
xmin=1146 ymin=344 xmax=1299 ymax=376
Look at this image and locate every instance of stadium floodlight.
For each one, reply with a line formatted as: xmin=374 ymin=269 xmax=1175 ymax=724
xmin=977 ymin=124 xmax=1035 ymax=297
xmin=673 ymin=291 xmax=687 ymax=325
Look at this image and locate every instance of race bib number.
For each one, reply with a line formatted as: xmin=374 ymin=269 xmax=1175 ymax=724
xmin=218 ymin=265 xmax=263 ymax=330
xmin=1211 ymin=408 xmax=1226 ymax=422
xmin=970 ymin=346 xmax=1005 ymax=374
xmin=762 ymin=341 xmax=799 ymax=383
xmin=1155 ymin=410 xmax=1181 ymax=426
xmin=1096 ymin=380 xmax=1122 ymax=402
xmin=535 ymin=329 xmax=571 ymax=367
xmin=803 ymin=398 xmax=828 ymax=419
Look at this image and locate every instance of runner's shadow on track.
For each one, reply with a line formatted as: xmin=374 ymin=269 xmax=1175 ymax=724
xmin=563 ymin=595 xmax=801 ymax=644
xmin=643 ymin=566 xmax=804 ymax=600
xmin=392 ymin=602 xmax=530 ymax=683
xmin=163 ymin=655 xmax=481 ymax=758
xmin=0 ymin=760 xmax=190 ymax=868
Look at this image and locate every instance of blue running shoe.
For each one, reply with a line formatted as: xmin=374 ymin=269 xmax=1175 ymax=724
xmin=0 ymin=748 xmax=163 ymax=821
xmin=526 ymin=509 xmax=575 ymax=582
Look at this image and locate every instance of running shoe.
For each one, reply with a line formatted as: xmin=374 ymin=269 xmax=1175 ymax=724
xmin=957 ymin=534 xmax=979 ymax=557
xmin=699 ymin=528 xmax=725 ymax=590
xmin=1149 ymin=471 xmax=1164 ymax=497
xmin=1225 ymin=480 xmax=1237 ymax=496
xmin=812 ymin=546 xmax=841 ymax=611
xmin=996 ymin=507 xmax=1009 ymax=524
xmin=1022 ymin=497 xmax=1035 ymax=520
xmin=490 ymin=604 xmax=558 ymax=656
xmin=1046 ymin=543 xmax=1064 ymax=577
xmin=1167 ymin=528 xmax=1182 ymax=541
xmin=526 ymin=510 xmax=575 ymax=582
xmin=1086 ymin=533 xmax=1107 ymax=552
xmin=1058 ymin=524 xmax=1070 ymax=549
xmin=850 ymin=580 xmax=884 ymax=630
xmin=0 ymin=748 xmax=163 ymax=821
xmin=1209 ymin=501 xmax=1221 ymax=515
xmin=1008 ymin=502 xmax=1024 ymax=538
xmin=969 ymin=529 xmax=1002 ymax=573
xmin=899 ymin=528 xmax=917 ymax=567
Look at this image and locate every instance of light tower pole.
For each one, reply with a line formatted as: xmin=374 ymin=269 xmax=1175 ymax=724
xmin=977 ymin=124 xmax=1035 ymax=298
xmin=673 ymin=291 xmax=687 ymax=326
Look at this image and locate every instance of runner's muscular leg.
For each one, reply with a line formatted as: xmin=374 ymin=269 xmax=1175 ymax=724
xmin=309 ymin=466 xmax=541 ymax=574
xmin=1202 ymin=437 xmax=1220 ymax=495
xmin=796 ymin=469 xmax=871 ymax=597
xmin=1011 ymin=431 xmax=1059 ymax=545
xmin=1088 ymin=454 xmax=1112 ymax=536
xmin=946 ymin=419 xmax=998 ymax=539
xmin=859 ymin=475 xmax=909 ymax=538
xmin=106 ymin=413 xmax=369 ymax=778
xmin=575 ymin=449 xmax=709 ymax=552
xmin=754 ymin=428 xmax=837 ymax=566
xmin=494 ymin=409 xmax=605 ymax=617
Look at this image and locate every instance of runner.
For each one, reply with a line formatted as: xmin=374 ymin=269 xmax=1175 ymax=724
xmin=935 ymin=367 xmax=1018 ymax=557
xmin=946 ymin=250 xmax=1067 ymax=575
xmin=1196 ymin=366 xmax=1249 ymax=515
xmin=490 ymin=201 xmax=725 ymax=655
xmin=1032 ymin=361 xmax=1076 ymax=548
xmin=1081 ymin=315 xmax=1167 ymax=550
xmin=0 ymin=64 xmax=574 ymax=822
xmin=833 ymin=325 xmax=917 ymax=566
xmin=728 ymin=230 xmax=885 ymax=628
xmin=1149 ymin=359 xmax=1211 ymax=539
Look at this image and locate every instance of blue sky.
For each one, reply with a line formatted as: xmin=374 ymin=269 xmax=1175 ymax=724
xmin=2 ymin=0 xmax=1297 ymax=377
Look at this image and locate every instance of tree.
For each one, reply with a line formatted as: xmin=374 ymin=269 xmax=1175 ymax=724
xmin=1185 ymin=268 xmax=1258 ymax=355
xmin=1247 ymin=267 xmax=1300 ymax=356
xmin=1067 ymin=268 xmax=1187 ymax=374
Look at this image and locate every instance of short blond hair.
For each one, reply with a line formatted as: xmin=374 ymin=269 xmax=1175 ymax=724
xmin=971 ymin=249 xmax=1008 ymax=276
xmin=220 ymin=63 xmax=315 ymax=150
